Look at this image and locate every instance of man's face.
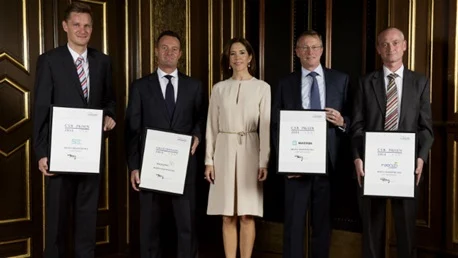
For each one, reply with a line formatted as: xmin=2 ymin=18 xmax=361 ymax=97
xmin=155 ymin=35 xmax=182 ymax=70
xmin=295 ymin=35 xmax=323 ymax=70
xmin=376 ymin=28 xmax=407 ymax=65
xmin=62 ymin=12 xmax=93 ymax=49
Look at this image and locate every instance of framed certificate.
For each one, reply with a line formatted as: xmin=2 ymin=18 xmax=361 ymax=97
xmin=139 ymin=129 xmax=192 ymax=195
xmin=363 ymin=132 xmax=416 ymax=198
xmin=49 ymin=106 xmax=104 ymax=174
xmin=277 ymin=110 xmax=327 ymax=174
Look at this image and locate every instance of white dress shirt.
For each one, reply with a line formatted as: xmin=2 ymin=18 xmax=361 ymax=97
xmin=301 ymin=64 xmax=326 ymax=109
xmin=67 ymin=44 xmax=90 ymax=101
xmin=382 ymin=65 xmax=404 ymax=124
xmin=157 ymin=68 xmax=179 ymax=101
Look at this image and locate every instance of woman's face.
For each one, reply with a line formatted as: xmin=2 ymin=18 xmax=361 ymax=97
xmin=229 ymin=42 xmax=252 ymax=73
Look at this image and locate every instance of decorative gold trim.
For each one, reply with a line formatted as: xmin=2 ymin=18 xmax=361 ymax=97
xmin=186 ymin=0 xmax=191 ymax=75
xmin=258 ymin=0 xmax=265 ymax=80
xmin=230 ymin=0 xmax=234 ymax=38
xmin=98 ymin=138 xmax=109 ymax=211
xmin=0 ymin=53 xmax=29 ymax=74
xmin=454 ymin=141 xmax=458 ymax=243
xmin=150 ymin=0 xmax=154 ymax=73
xmin=81 ymin=0 xmax=108 ymax=54
xmin=208 ymin=0 xmax=213 ymax=93
xmin=242 ymin=0 xmax=246 ymax=37
xmin=0 ymin=78 xmax=30 ymax=133
xmin=455 ymin=0 xmax=458 ymax=113
xmin=22 ymin=0 xmax=29 ymax=71
xmin=387 ymin=0 xmax=392 ymax=26
xmin=0 ymin=140 xmax=31 ymax=224
xmin=125 ymin=0 xmax=130 ymax=244
xmin=220 ymin=0 xmax=224 ymax=81
xmin=429 ymin=0 xmax=434 ymax=103
xmin=96 ymin=225 xmax=110 ymax=245
xmin=38 ymin=0 xmax=44 ymax=54
xmin=290 ymin=0 xmax=295 ymax=72
xmin=407 ymin=0 xmax=416 ymax=70
xmin=325 ymin=0 xmax=332 ymax=68
xmin=137 ymin=0 xmax=142 ymax=77
xmin=0 ymin=238 xmax=31 ymax=258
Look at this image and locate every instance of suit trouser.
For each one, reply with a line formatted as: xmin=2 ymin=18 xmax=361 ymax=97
xmin=283 ymin=176 xmax=331 ymax=258
xmin=139 ymin=184 xmax=197 ymax=258
xmin=359 ymin=185 xmax=418 ymax=258
xmin=43 ymin=174 xmax=101 ymax=258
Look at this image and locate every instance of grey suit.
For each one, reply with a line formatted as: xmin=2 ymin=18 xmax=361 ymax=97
xmin=351 ymin=68 xmax=434 ymax=258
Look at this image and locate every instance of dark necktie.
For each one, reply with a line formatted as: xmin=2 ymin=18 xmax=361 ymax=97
xmin=308 ymin=71 xmax=321 ymax=109
xmin=164 ymin=75 xmax=176 ymax=117
xmin=384 ymin=73 xmax=399 ymax=131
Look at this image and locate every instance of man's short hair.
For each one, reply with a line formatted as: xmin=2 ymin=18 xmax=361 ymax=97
xmin=156 ymin=30 xmax=182 ymax=47
xmin=64 ymin=2 xmax=93 ymax=21
xmin=296 ymin=30 xmax=323 ymax=47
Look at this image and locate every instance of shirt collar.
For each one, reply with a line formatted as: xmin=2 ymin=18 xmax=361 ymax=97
xmin=67 ymin=44 xmax=88 ymax=63
xmin=157 ymin=68 xmax=179 ymax=79
xmin=301 ymin=64 xmax=324 ymax=78
xmin=383 ymin=64 xmax=404 ymax=79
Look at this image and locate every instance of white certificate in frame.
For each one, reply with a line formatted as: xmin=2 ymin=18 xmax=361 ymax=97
xmin=277 ymin=110 xmax=327 ymax=174
xmin=364 ymin=132 xmax=416 ymax=198
xmin=139 ymin=129 xmax=192 ymax=195
xmin=49 ymin=106 xmax=103 ymax=174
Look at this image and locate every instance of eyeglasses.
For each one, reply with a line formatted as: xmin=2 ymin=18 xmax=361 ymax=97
xmin=297 ymin=45 xmax=322 ymax=51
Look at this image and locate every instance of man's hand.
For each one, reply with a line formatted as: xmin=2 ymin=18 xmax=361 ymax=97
xmin=415 ymin=158 xmax=424 ymax=186
xmin=103 ymin=116 xmax=116 ymax=131
xmin=354 ymin=158 xmax=364 ymax=187
xmin=258 ymin=168 xmax=268 ymax=181
xmin=130 ymin=170 xmax=140 ymax=191
xmin=204 ymin=165 xmax=215 ymax=184
xmin=191 ymin=136 xmax=199 ymax=155
xmin=38 ymin=157 xmax=54 ymax=176
xmin=324 ymin=107 xmax=344 ymax=127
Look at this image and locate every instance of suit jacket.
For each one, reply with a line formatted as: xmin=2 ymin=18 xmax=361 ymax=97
xmin=272 ymin=68 xmax=351 ymax=171
xmin=351 ymin=68 xmax=434 ymax=162
xmin=33 ymin=46 xmax=116 ymax=161
xmin=125 ymin=71 xmax=205 ymax=184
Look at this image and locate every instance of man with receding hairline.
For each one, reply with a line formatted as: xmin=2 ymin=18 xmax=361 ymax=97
xmin=351 ymin=27 xmax=433 ymax=258
xmin=33 ymin=2 xmax=116 ymax=258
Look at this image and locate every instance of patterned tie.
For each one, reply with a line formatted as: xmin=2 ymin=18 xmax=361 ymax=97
xmin=75 ymin=56 xmax=88 ymax=100
xmin=384 ymin=73 xmax=399 ymax=131
xmin=164 ymin=75 xmax=176 ymax=117
xmin=308 ymin=72 xmax=321 ymax=109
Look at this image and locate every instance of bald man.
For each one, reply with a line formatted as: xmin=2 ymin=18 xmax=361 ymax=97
xmin=350 ymin=27 xmax=433 ymax=258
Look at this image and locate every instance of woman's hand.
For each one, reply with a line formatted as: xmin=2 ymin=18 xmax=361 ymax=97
xmin=204 ymin=165 xmax=215 ymax=184
xmin=258 ymin=167 xmax=268 ymax=181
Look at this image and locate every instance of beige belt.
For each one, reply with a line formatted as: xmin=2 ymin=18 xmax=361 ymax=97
xmin=219 ymin=130 xmax=257 ymax=144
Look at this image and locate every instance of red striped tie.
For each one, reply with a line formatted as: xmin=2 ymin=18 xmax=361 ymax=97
xmin=384 ymin=73 xmax=398 ymax=131
xmin=76 ymin=56 xmax=88 ymax=100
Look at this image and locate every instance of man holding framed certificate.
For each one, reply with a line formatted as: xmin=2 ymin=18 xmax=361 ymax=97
xmin=32 ymin=2 xmax=116 ymax=257
xmin=125 ymin=30 xmax=205 ymax=258
xmin=272 ymin=30 xmax=351 ymax=258
xmin=351 ymin=27 xmax=434 ymax=258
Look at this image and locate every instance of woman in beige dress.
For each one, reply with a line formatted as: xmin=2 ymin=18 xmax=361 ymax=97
xmin=204 ymin=38 xmax=271 ymax=258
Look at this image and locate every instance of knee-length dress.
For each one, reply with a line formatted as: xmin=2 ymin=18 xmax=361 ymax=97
xmin=205 ymin=77 xmax=271 ymax=216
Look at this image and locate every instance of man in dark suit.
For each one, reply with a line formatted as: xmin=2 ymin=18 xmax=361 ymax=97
xmin=272 ymin=30 xmax=350 ymax=258
xmin=351 ymin=27 xmax=434 ymax=258
xmin=125 ymin=30 xmax=205 ymax=258
xmin=33 ymin=2 xmax=116 ymax=258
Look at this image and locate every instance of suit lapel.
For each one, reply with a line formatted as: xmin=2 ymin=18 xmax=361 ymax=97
xmin=149 ymin=72 xmax=171 ymax=123
xmin=323 ymin=68 xmax=336 ymax=107
xmin=87 ymin=50 xmax=97 ymax=105
xmin=171 ymin=73 xmax=187 ymax=127
xmin=399 ymin=69 xmax=414 ymax=126
xmin=293 ymin=71 xmax=303 ymax=109
xmin=371 ymin=70 xmax=386 ymax=115
xmin=61 ymin=47 xmax=86 ymax=103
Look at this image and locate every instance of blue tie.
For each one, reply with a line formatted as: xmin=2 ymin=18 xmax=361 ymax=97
xmin=164 ymin=75 xmax=175 ymax=117
xmin=308 ymin=72 xmax=321 ymax=109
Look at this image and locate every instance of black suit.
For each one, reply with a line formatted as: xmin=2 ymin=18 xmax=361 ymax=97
xmin=272 ymin=68 xmax=350 ymax=258
xmin=125 ymin=71 xmax=205 ymax=258
xmin=33 ymin=46 xmax=116 ymax=258
xmin=351 ymin=68 xmax=434 ymax=258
